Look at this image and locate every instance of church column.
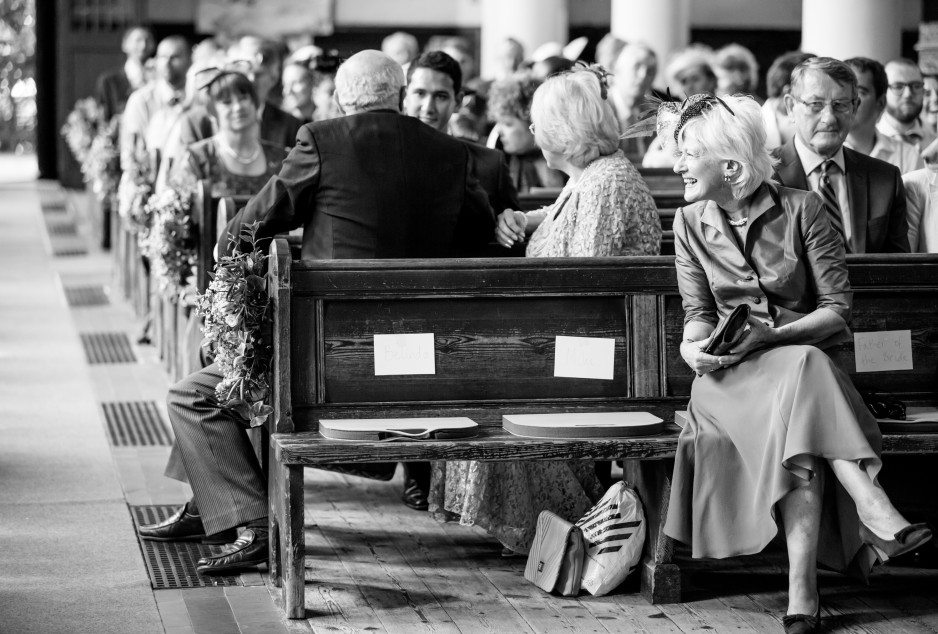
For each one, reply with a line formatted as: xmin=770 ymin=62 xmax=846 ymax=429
xmin=610 ymin=0 xmax=690 ymax=76
xmin=479 ymin=0 xmax=568 ymax=80
xmin=802 ymin=0 xmax=901 ymax=62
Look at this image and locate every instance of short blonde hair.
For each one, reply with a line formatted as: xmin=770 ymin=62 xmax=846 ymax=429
xmin=530 ymin=68 xmax=620 ymax=168
xmin=677 ymin=94 xmax=776 ymax=199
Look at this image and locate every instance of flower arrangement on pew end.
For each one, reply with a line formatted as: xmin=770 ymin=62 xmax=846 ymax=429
xmin=141 ymin=188 xmax=196 ymax=300
xmin=196 ymin=222 xmax=274 ymax=427
xmin=60 ymin=98 xmax=120 ymax=205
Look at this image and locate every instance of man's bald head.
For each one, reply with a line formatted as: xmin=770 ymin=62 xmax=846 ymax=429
xmin=334 ymin=50 xmax=406 ymax=114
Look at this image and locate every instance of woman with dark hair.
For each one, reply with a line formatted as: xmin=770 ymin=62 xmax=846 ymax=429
xmin=488 ymin=72 xmax=566 ymax=192
xmin=168 ymin=71 xmax=285 ymax=196
xmin=761 ymin=51 xmax=815 ymax=149
xmin=662 ymin=92 xmax=931 ymax=634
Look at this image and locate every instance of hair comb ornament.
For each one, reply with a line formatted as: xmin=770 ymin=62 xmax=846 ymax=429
xmin=567 ymin=60 xmax=612 ymax=100
xmin=195 ymin=59 xmax=255 ymax=91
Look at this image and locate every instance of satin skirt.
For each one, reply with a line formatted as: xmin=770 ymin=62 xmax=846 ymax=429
xmin=663 ymin=345 xmax=881 ymax=576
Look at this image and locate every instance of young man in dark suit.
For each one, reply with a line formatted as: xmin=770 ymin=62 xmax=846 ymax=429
xmin=774 ymin=57 xmax=909 ymax=254
xmin=138 ymin=50 xmax=496 ymax=574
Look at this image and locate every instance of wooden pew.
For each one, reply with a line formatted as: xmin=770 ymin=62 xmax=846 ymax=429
xmin=264 ymin=246 xmax=938 ymax=619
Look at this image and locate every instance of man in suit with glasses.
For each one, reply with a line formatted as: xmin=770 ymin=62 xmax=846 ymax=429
xmin=774 ymin=57 xmax=909 ymax=254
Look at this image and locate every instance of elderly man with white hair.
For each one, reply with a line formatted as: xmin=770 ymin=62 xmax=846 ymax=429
xmin=137 ymin=50 xmax=496 ymax=575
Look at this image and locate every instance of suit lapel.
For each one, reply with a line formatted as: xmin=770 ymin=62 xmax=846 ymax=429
xmin=843 ymin=148 xmax=868 ymax=253
xmin=775 ymin=141 xmax=809 ymax=190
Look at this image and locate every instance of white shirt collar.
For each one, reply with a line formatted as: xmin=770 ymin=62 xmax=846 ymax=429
xmin=794 ymin=134 xmax=845 ymax=175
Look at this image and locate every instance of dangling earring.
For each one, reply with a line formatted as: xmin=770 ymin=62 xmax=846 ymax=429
xmin=723 ymin=174 xmax=732 ymax=183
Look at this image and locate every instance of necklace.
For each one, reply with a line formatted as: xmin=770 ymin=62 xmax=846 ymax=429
xmin=727 ymin=216 xmax=748 ymax=227
xmin=217 ymin=138 xmax=262 ymax=165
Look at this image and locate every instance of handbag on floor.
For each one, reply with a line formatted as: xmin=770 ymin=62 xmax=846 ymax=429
xmin=524 ymin=510 xmax=585 ymax=596
xmin=576 ymin=481 xmax=646 ymax=596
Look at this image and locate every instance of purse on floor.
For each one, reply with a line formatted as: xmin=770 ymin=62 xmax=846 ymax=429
xmin=703 ymin=303 xmax=751 ymax=356
xmin=524 ymin=510 xmax=585 ymax=596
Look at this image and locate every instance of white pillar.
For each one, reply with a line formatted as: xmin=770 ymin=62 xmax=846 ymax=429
xmin=480 ymin=0 xmax=568 ymax=80
xmin=802 ymin=0 xmax=901 ymax=62
xmin=610 ymin=0 xmax=690 ymax=75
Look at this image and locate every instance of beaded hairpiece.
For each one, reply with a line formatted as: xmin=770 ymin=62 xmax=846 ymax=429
xmin=564 ymin=61 xmax=612 ymax=100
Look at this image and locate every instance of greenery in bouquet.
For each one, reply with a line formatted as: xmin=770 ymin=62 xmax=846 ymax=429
xmin=196 ymin=222 xmax=274 ymax=428
xmin=60 ymin=97 xmax=100 ymax=168
xmin=141 ymin=188 xmax=196 ymax=299
xmin=84 ymin=116 xmax=121 ymax=204
xmin=120 ymin=144 xmax=156 ymax=235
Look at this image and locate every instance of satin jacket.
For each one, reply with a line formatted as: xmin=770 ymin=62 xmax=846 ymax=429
xmin=673 ymin=183 xmax=852 ymax=341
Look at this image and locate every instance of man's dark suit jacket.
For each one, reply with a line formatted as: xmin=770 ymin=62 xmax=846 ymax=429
xmin=260 ymin=102 xmax=303 ymax=151
xmin=462 ymin=141 xmax=520 ymax=216
xmin=95 ymin=69 xmax=132 ymax=121
xmin=773 ymin=140 xmax=910 ymax=253
xmin=224 ymin=109 xmax=496 ymax=259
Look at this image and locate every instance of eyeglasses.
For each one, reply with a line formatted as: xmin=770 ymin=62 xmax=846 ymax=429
xmin=795 ymin=98 xmax=856 ymax=115
xmin=887 ymin=81 xmax=925 ymax=95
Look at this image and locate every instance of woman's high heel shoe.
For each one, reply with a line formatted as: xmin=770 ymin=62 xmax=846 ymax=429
xmin=782 ymin=593 xmax=820 ymax=634
xmin=859 ymin=522 xmax=933 ymax=563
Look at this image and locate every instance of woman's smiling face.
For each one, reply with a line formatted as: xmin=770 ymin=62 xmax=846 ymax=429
xmin=672 ymin=132 xmax=725 ymax=204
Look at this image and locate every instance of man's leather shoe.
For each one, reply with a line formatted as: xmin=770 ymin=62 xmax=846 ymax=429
xmin=139 ymin=502 xmax=206 ymax=542
xmin=197 ymin=529 xmax=269 ymax=575
xmin=138 ymin=502 xmax=237 ymax=544
xmin=402 ymin=478 xmax=429 ymax=511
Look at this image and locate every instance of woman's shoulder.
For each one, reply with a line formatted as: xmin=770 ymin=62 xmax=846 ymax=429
xmin=186 ymin=138 xmax=216 ymax=162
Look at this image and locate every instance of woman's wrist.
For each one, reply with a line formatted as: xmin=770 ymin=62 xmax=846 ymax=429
xmin=514 ymin=210 xmax=528 ymax=232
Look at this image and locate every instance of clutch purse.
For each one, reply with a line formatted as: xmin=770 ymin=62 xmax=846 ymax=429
xmin=703 ymin=303 xmax=751 ymax=356
xmin=524 ymin=510 xmax=585 ymax=596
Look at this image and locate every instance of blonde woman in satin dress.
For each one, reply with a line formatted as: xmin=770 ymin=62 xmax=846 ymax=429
xmin=661 ymin=92 xmax=931 ymax=634
xmin=428 ymin=66 xmax=661 ymax=555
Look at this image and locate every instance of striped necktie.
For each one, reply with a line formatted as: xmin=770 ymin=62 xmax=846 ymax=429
xmin=818 ymin=160 xmax=847 ymax=250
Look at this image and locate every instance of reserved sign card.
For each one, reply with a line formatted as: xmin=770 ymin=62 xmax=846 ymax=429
xmin=854 ymin=330 xmax=913 ymax=373
xmin=554 ymin=336 xmax=615 ymax=380
xmin=373 ymin=333 xmax=435 ymax=376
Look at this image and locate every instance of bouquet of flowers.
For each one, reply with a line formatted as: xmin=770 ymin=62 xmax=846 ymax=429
xmin=84 ymin=116 xmax=121 ymax=204
xmin=141 ymin=188 xmax=196 ymax=298
xmin=60 ymin=97 xmax=100 ymax=167
xmin=196 ymin=222 xmax=274 ymax=428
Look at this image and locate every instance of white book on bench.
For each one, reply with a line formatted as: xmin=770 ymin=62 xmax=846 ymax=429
xmin=502 ymin=412 xmax=663 ymax=439
xmin=319 ymin=417 xmax=479 ymax=441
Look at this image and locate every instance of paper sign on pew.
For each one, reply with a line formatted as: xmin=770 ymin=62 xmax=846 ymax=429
xmin=854 ymin=330 xmax=913 ymax=373
xmin=554 ymin=336 xmax=615 ymax=380
xmin=374 ymin=333 xmax=435 ymax=376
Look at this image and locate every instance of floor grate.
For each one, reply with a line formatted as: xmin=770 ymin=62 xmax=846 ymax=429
xmin=47 ymin=222 xmax=78 ymax=237
xmin=81 ymin=332 xmax=137 ymax=364
xmin=64 ymin=285 xmax=110 ymax=307
xmin=41 ymin=202 xmax=68 ymax=214
xmin=130 ymin=506 xmax=240 ymax=589
xmin=102 ymin=402 xmax=172 ymax=446
xmin=53 ymin=247 xmax=88 ymax=257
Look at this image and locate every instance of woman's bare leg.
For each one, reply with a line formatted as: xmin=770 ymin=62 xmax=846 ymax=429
xmin=778 ymin=474 xmax=822 ymax=616
xmin=829 ymin=458 xmax=908 ymax=539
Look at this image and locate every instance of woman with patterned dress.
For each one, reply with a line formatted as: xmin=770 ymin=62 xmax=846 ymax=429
xmin=428 ymin=66 xmax=661 ymax=555
xmin=659 ymin=92 xmax=931 ymax=634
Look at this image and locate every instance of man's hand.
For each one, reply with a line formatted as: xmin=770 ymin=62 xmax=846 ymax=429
xmin=496 ymin=209 xmax=526 ymax=248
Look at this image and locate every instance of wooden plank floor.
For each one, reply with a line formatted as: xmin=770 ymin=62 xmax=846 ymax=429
xmin=299 ymin=468 xmax=938 ymax=633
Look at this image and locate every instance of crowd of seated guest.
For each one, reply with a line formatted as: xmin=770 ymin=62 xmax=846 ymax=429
xmin=82 ymin=24 xmax=937 ymax=631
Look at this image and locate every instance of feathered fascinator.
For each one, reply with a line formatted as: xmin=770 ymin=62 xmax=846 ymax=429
xmin=621 ymin=91 xmax=736 ymax=142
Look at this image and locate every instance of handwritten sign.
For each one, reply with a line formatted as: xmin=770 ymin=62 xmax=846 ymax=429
xmin=374 ymin=333 xmax=435 ymax=376
xmin=554 ymin=336 xmax=615 ymax=380
xmin=854 ymin=330 xmax=913 ymax=373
